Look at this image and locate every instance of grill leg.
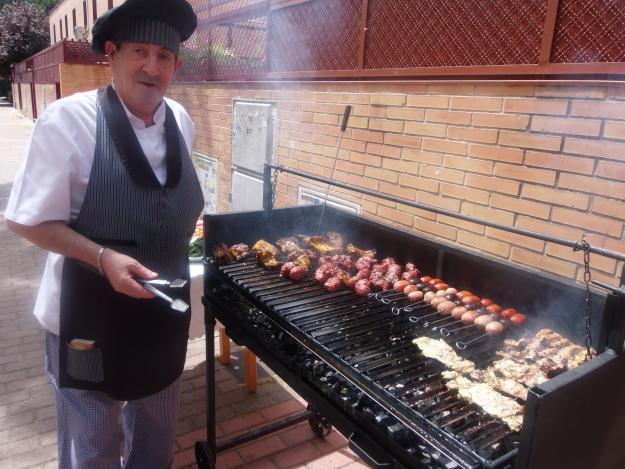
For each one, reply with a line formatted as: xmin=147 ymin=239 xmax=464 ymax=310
xmin=245 ymin=350 xmax=257 ymax=393
xmin=219 ymin=327 xmax=230 ymax=365
xmin=197 ymin=293 xmax=217 ymax=469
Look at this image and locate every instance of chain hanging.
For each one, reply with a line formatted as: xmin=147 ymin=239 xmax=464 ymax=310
xmin=574 ymin=238 xmax=593 ymax=361
xmin=271 ymin=165 xmax=282 ymax=208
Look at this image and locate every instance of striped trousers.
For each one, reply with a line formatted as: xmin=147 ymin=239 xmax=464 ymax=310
xmin=45 ymin=332 xmax=181 ymax=469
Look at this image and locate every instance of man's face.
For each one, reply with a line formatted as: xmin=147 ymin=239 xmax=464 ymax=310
xmin=105 ymin=41 xmax=182 ymax=122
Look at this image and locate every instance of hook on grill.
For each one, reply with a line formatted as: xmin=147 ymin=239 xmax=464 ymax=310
xmin=456 ymin=333 xmax=488 ymax=350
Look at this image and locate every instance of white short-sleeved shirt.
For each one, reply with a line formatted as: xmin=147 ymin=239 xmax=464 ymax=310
xmin=5 ymin=88 xmax=195 ymax=335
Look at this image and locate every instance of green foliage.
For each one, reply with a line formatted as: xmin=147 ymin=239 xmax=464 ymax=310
xmin=0 ymin=0 xmax=50 ymax=78
xmin=0 ymin=0 xmax=59 ymax=13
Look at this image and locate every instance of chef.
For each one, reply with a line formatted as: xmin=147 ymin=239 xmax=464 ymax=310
xmin=5 ymin=0 xmax=204 ymax=467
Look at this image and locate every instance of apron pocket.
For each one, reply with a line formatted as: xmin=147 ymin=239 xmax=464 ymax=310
xmin=66 ymin=344 xmax=104 ymax=383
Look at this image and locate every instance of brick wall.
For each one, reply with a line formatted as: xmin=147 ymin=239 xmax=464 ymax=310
xmin=59 ymin=63 xmax=111 ymax=98
xmin=169 ymin=81 xmax=625 ymax=286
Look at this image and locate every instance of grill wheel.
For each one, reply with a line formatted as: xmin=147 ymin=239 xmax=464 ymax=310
xmin=308 ymin=404 xmax=333 ymax=437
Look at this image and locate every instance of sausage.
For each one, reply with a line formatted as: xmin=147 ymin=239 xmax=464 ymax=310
xmin=437 ymin=300 xmax=456 ymax=316
xmin=474 ymin=314 xmax=495 ymax=329
xmin=433 ymin=282 xmax=449 ymax=291
xmin=451 ymin=306 xmax=467 ymax=320
xmin=408 ymin=290 xmax=424 ymax=303
xmin=461 ymin=295 xmax=481 ymax=305
xmin=501 ymin=308 xmax=517 ymax=319
xmin=430 ymin=296 xmax=446 ymax=308
xmin=423 ymin=291 xmax=437 ymax=303
xmin=510 ymin=313 xmax=527 ymax=325
xmin=486 ymin=304 xmax=503 ymax=316
xmin=461 ymin=310 xmax=480 ymax=325
xmin=394 ymin=280 xmax=409 ymax=293
xmin=404 ymin=284 xmax=419 ymax=295
xmin=485 ymin=321 xmax=504 ymax=335
xmin=445 ymin=288 xmax=458 ymax=295
xmin=480 ymin=298 xmax=494 ymax=307
xmin=456 ymin=290 xmax=473 ymax=298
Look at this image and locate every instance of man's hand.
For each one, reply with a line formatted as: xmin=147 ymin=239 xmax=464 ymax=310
xmin=100 ymin=249 xmax=158 ymax=299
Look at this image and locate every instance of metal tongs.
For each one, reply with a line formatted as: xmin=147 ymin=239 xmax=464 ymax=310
xmin=138 ymin=278 xmax=189 ymax=313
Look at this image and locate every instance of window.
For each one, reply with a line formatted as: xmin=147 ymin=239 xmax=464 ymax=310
xmin=92 ymin=0 xmax=97 ymax=22
xmin=53 ymin=24 xmax=56 ymax=43
xmin=64 ymin=15 xmax=68 ymax=38
xmin=83 ymin=1 xmax=87 ymax=28
xmin=72 ymin=9 xmax=76 ymax=30
xmin=59 ymin=19 xmax=63 ymax=38
xmin=108 ymin=0 xmax=113 ymax=9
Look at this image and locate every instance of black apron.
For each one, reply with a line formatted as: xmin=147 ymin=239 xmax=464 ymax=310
xmin=58 ymin=86 xmax=204 ymax=401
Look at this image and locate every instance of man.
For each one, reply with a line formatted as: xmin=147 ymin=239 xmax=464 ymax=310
xmin=5 ymin=0 xmax=204 ymax=467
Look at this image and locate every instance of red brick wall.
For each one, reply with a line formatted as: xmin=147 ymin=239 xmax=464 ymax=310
xmin=170 ymin=81 xmax=625 ymax=286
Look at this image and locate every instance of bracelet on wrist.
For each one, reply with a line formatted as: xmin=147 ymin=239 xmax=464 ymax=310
xmin=96 ymin=246 xmax=106 ymax=275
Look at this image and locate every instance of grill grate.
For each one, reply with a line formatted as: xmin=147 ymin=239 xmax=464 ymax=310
xmin=216 ymin=260 xmax=522 ymax=463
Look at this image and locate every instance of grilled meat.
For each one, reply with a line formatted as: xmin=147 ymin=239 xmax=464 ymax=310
xmin=300 ymin=235 xmax=337 ymax=255
xmin=213 ymin=243 xmax=234 ymax=265
xmin=327 ymin=232 xmax=343 ymax=251
xmin=252 ymin=240 xmax=278 ymax=256
xmin=444 ymin=375 xmax=523 ymax=432
xmin=413 ymin=337 xmax=475 ymax=374
xmin=229 ymin=243 xmax=250 ymax=260
xmin=347 ymin=243 xmax=376 ymax=258
xmin=499 ymin=328 xmax=592 ymax=372
xmin=252 ymin=240 xmax=282 ymax=269
xmin=289 ymin=265 xmax=307 ymax=281
xmin=355 ymin=255 xmax=376 ymax=271
xmin=324 ymin=277 xmax=342 ymax=292
xmin=276 ymin=237 xmax=301 ymax=254
xmin=280 ymin=262 xmax=295 ymax=278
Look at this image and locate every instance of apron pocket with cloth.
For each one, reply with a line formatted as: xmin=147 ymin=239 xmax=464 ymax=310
xmin=66 ymin=344 xmax=104 ymax=383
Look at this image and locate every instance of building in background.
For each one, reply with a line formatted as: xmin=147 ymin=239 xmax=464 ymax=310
xmin=48 ymin=0 xmax=125 ymax=44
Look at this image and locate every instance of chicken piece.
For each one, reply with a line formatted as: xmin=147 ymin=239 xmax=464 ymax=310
xmin=300 ymin=235 xmax=337 ymax=255
xmin=256 ymin=251 xmax=282 ymax=269
xmin=213 ymin=243 xmax=234 ymax=265
xmin=444 ymin=375 xmax=523 ymax=432
xmin=346 ymin=243 xmax=376 ymax=258
xmin=413 ymin=337 xmax=475 ymax=374
xmin=229 ymin=243 xmax=250 ymax=260
xmin=292 ymin=253 xmax=312 ymax=271
xmin=276 ymin=237 xmax=301 ymax=254
xmin=252 ymin=240 xmax=278 ymax=256
xmin=469 ymin=369 xmax=530 ymax=401
xmin=326 ymin=232 xmax=344 ymax=252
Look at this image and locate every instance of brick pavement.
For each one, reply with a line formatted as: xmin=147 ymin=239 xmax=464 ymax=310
xmin=0 ymin=99 xmax=367 ymax=468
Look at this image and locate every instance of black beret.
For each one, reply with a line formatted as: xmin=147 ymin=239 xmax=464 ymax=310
xmin=91 ymin=0 xmax=197 ymax=54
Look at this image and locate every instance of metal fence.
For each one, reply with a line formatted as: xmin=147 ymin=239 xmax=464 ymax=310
xmin=177 ymin=0 xmax=625 ymax=81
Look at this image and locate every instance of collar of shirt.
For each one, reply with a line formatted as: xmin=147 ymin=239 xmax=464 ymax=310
xmin=112 ymin=80 xmax=166 ymax=129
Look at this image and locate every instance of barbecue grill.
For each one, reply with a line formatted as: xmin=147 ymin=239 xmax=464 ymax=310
xmin=195 ymin=166 xmax=625 ymax=469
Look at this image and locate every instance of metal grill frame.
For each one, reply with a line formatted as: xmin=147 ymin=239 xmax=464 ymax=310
xmin=197 ymin=202 xmax=625 ymax=468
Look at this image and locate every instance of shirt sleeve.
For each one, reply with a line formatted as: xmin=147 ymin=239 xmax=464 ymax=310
xmin=5 ymin=108 xmax=80 ymax=226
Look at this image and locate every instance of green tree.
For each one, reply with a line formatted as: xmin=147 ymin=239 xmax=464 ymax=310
xmin=0 ymin=1 xmax=59 ymax=13
xmin=0 ymin=0 xmax=50 ymax=78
